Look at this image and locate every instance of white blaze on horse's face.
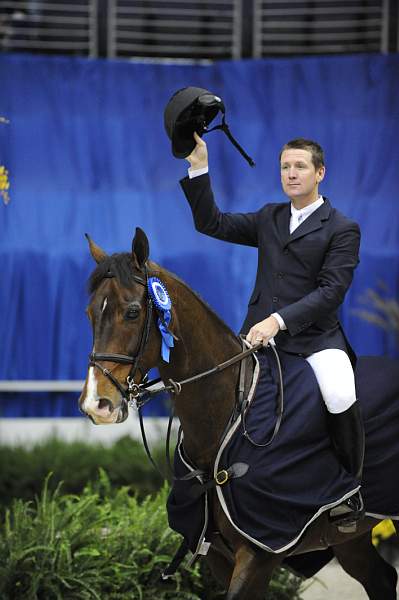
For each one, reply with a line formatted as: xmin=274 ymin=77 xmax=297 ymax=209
xmin=80 ymin=365 xmax=120 ymax=425
xmin=82 ymin=366 xmax=98 ymax=412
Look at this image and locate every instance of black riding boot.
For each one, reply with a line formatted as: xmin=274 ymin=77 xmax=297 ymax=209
xmin=328 ymin=401 xmax=365 ymax=529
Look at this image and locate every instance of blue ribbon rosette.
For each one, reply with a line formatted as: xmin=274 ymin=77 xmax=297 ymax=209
xmin=148 ymin=277 xmax=174 ymax=362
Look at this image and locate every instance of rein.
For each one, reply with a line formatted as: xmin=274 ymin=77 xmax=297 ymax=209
xmin=130 ymin=339 xmax=265 ymax=408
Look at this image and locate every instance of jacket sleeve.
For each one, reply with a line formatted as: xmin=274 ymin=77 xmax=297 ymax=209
xmin=180 ymin=173 xmax=259 ymax=247
xmin=278 ymin=222 xmax=361 ymax=336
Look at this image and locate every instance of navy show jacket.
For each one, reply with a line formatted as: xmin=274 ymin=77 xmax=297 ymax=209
xmin=180 ymin=173 xmax=360 ymax=359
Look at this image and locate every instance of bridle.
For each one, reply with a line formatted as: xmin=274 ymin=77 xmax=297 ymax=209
xmin=88 ymin=267 xmax=153 ymax=410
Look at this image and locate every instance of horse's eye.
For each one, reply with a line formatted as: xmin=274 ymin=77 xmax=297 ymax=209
xmin=125 ymin=303 xmax=140 ymax=320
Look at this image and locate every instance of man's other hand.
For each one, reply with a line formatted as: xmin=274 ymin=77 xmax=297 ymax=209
xmin=186 ymin=131 xmax=208 ymax=170
xmin=246 ymin=315 xmax=280 ymax=346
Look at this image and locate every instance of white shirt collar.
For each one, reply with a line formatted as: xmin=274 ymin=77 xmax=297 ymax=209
xmin=291 ymin=195 xmax=324 ymax=219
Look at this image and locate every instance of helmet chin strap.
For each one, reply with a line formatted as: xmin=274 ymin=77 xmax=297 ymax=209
xmin=204 ymin=114 xmax=256 ymax=168
xmin=196 ymin=93 xmax=256 ymax=167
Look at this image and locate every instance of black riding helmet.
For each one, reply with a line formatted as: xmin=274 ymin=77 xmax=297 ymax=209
xmin=164 ymin=86 xmax=255 ymax=167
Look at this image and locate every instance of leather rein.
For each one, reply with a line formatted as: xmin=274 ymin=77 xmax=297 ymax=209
xmin=87 ymin=265 xmax=284 ymax=476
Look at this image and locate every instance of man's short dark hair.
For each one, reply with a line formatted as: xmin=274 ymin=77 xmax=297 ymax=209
xmin=280 ymin=138 xmax=325 ymax=170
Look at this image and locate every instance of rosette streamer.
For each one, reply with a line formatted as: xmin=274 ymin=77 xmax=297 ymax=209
xmin=148 ymin=277 xmax=174 ymax=362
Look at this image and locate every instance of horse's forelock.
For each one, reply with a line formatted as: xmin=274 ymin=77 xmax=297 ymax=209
xmin=88 ymin=253 xmax=137 ymax=295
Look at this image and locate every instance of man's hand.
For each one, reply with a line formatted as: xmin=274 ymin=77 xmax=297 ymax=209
xmin=246 ymin=315 xmax=280 ymax=346
xmin=186 ymin=131 xmax=208 ymax=170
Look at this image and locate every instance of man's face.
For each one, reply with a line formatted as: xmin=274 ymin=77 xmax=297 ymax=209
xmin=280 ymin=148 xmax=325 ymax=205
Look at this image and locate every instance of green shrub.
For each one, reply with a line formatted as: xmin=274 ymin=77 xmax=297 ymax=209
xmin=0 ymin=474 xmax=303 ymax=599
xmin=0 ymin=436 xmax=165 ymax=508
xmin=0 ymin=473 xmax=202 ymax=599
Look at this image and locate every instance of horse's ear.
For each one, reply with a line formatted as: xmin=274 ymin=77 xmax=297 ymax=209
xmin=132 ymin=227 xmax=149 ymax=269
xmin=85 ymin=233 xmax=108 ymax=264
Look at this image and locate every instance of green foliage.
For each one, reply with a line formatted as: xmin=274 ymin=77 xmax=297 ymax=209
xmin=0 ymin=438 xmax=303 ymax=598
xmin=0 ymin=474 xmax=303 ymax=599
xmin=266 ymin=567 xmax=304 ymax=600
xmin=0 ymin=473 xmax=202 ymax=599
xmin=0 ymin=436 xmax=165 ymax=508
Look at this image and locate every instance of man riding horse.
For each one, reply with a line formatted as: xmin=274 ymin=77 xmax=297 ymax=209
xmin=167 ymin=87 xmax=365 ymax=527
xmin=79 ymin=88 xmax=399 ymax=597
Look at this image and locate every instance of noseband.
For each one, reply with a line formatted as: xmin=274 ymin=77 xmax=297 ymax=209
xmin=88 ymin=268 xmax=153 ymax=408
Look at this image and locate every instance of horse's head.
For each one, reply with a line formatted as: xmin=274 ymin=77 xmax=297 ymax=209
xmin=79 ymin=228 xmax=163 ymax=425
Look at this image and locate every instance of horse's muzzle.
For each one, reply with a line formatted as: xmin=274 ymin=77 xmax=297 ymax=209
xmin=80 ymin=394 xmax=129 ymax=425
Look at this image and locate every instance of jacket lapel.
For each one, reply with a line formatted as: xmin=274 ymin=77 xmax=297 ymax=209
xmin=275 ymin=202 xmax=291 ymax=246
xmin=285 ymin=198 xmax=331 ymax=246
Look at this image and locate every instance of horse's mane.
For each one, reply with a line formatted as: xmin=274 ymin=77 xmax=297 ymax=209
xmin=153 ymin=262 xmax=239 ymax=342
xmin=88 ymin=253 xmax=239 ymax=342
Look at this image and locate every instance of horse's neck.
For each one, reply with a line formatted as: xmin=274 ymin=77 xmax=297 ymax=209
xmin=158 ymin=276 xmax=242 ymax=469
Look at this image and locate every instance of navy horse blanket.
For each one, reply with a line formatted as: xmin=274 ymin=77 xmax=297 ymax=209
xmin=167 ymin=349 xmax=399 ymax=564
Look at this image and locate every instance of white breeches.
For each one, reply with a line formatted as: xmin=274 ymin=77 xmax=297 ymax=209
xmin=305 ymin=349 xmax=357 ymax=414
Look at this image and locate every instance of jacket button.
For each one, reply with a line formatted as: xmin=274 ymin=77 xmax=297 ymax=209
xmin=278 ymin=272 xmax=284 ymax=278
xmin=272 ymin=296 xmax=278 ymax=303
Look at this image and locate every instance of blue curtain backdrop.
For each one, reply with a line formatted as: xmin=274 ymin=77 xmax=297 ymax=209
xmin=0 ymin=52 xmax=398 ymax=417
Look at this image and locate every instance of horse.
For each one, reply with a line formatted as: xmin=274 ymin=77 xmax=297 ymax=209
xmin=79 ymin=227 xmax=399 ymax=600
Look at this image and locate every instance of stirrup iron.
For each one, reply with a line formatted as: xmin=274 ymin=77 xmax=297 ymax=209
xmin=329 ymin=492 xmax=365 ymax=533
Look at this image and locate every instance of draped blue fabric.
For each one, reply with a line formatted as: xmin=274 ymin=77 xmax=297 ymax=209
xmin=0 ymin=52 xmax=398 ymax=417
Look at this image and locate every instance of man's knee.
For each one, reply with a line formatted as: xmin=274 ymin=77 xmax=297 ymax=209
xmin=322 ymin=390 xmax=356 ymax=414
